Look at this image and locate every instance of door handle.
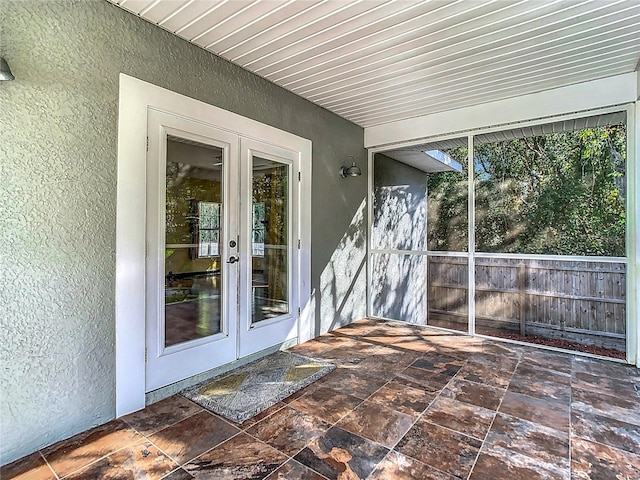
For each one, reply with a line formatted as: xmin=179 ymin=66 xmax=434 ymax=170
xmin=227 ymin=255 xmax=239 ymax=264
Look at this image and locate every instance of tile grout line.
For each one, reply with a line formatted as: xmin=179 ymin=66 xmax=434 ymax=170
xmin=177 ymin=430 xmax=246 ymax=471
xmin=408 ymin=359 xmax=461 ymax=428
xmin=283 ymin=353 xmax=430 ymax=478
xmin=569 ymin=358 xmax=640 ymax=464
xmin=124 ymin=401 xmax=227 ymax=474
xmin=140 ymin=436 xmax=186 ymax=475
xmin=365 ymin=359 xmax=437 ymax=453
xmin=40 ymin=418 xmax=156 ymax=479
xmin=50 ymin=437 xmax=158 ymax=479
xmin=159 ymin=467 xmax=188 ymax=480
xmin=237 ymin=362 xmax=402 ymax=480
xmin=265 ymin=393 xmax=385 ymax=479
xmin=20 ymin=320 xmax=634 ymax=479
xmin=570 ymin=431 xmax=640 ymax=458
xmin=363 ymin=449 xmax=395 ymax=480
xmin=138 ymin=403 xmax=257 ymax=475
xmin=37 ymin=450 xmax=60 ymax=480
xmin=379 ymin=341 xmax=521 ymax=477
xmin=465 ymin=351 xmax=521 ymax=479
xmin=123 ymin=399 xmax=206 ymax=437
xmin=240 ymin=426 xmax=331 ymax=480
xmin=381 ymin=354 xmax=474 ymax=476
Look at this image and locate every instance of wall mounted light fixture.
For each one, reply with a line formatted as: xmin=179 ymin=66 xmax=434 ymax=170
xmin=340 ymin=156 xmax=362 ymax=178
xmin=0 ymin=57 xmax=14 ymax=81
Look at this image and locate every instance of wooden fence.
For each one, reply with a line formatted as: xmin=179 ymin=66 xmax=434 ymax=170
xmin=427 ymin=255 xmax=626 ymax=350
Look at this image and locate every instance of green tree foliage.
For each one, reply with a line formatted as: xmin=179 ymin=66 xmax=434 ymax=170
xmin=427 ymin=147 xmax=468 ymax=251
xmin=427 ymin=125 xmax=626 ymax=256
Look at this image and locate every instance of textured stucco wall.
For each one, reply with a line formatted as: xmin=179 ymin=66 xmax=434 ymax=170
xmin=372 ymin=154 xmax=427 ymax=252
xmin=371 ymin=154 xmax=428 ymax=323
xmin=0 ymin=0 xmax=366 ymax=465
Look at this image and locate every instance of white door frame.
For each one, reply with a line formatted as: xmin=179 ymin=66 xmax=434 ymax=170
xmin=115 ymin=74 xmax=312 ymax=416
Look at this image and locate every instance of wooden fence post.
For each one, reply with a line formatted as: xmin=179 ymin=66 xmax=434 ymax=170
xmin=519 ymin=263 xmax=526 ymax=336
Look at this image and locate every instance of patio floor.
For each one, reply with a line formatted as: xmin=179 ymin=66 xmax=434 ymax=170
xmin=3 ymin=318 xmax=640 ymax=479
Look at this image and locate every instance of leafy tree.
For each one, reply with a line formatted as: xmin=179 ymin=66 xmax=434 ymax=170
xmin=427 ymin=147 xmax=469 ymax=251
xmin=427 ymin=124 xmax=626 ymax=256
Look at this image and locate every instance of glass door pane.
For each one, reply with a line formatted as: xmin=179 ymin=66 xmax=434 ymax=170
xmin=164 ymin=135 xmax=224 ymax=347
xmin=251 ymin=157 xmax=289 ymax=323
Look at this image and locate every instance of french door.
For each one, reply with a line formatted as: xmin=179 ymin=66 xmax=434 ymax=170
xmin=145 ymin=109 xmax=299 ymax=391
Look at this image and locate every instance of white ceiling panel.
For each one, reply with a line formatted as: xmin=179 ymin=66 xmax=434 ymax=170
xmin=277 ymin=1 xmax=542 ymax=88
xmin=327 ymin=38 xmax=640 ymax=113
xmin=219 ymin=1 xmax=355 ymax=59
xmin=190 ymin=2 xmax=285 ymax=49
xmin=245 ymin=2 xmax=444 ymax=73
xmin=209 ymin=2 xmax=314 ymax=53
xmin=130 ymin=0 xmax=184 ymax=24
xmin=294 ymin=4 xmax=638 ymax=97
xmin=353 ymin=61 xmax=635 ymax=126
xmin=158 ymin=2 xmax=225 ymax=32
xmin=109 ymin=0 xmax=640 ymax=128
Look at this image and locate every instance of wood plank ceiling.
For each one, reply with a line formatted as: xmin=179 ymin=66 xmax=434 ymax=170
xmin=110 ymin=0 xmax=640 ymax=128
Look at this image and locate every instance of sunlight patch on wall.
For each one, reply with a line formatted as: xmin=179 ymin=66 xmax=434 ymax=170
xmin=319 ymin=199 xmax=367 ymax=334
xmin=372 ymin=185 xmax=426 ymax=251
xmin=371 ymin=253 xmax=427 ymax=325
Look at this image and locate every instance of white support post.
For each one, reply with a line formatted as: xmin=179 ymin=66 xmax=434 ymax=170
xmin=467 ymin=135 xmax=476 ymax=336
xmin=629 ymin=101 xmax=639 ymax=366
xmin=366 ymin=149 xmax=374 ymax=319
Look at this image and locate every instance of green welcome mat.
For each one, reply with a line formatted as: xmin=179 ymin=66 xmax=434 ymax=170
xmin=180 ymin=351 xmax=335 ymax=424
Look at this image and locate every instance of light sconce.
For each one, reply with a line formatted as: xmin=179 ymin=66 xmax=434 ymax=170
xmin=0 ymin=57 xmax=15 ymax=81
xmin=339 ymin=156 xmax=362 ymax=178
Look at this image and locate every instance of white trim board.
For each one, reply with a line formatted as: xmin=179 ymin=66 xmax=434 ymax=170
xmin=365 ymin=72 xmax=638 ymax=148
xmin=115 ymin=74 xmax=312 ymax=416
xmin=631 ymin=100 xmax=639 ymax=366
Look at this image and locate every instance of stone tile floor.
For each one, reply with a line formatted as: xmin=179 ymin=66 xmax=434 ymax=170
xmin=3 ymin=318 xmax=640 ymax=479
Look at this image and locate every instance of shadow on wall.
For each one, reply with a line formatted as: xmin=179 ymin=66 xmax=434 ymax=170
xmin=371 ymin=253 xmax=427 ymax=325
xmin=372 ymin=184 xmax=426 ymax=251
xmin=315 ymin=199 xmax=367 ymax=335
xmin=369 ymin=155 xmax=428 ymax=325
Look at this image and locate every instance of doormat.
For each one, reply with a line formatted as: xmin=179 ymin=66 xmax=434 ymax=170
xmin=180 ymin=351 xmax=335 ymax=424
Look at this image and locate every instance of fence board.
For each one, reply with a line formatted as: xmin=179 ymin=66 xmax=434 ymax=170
xmin=427 ymin=256 xmax=626 ymax=350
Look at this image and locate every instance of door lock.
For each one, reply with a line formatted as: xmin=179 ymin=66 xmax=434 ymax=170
xmin=227 ymin=255 xmax=239 ymax=264
xmin=229 ymin=240 xmax=236 ymax=248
